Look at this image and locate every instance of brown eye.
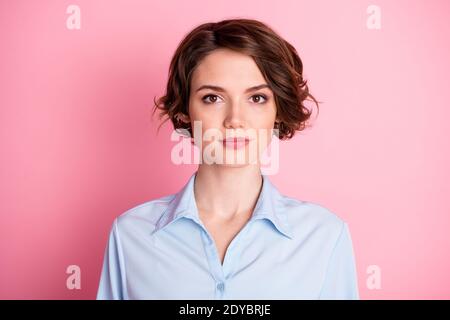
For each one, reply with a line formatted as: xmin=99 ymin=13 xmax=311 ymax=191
xmin=251 ymin=94 xmax=268 ymax=104
xmin=202 ymin=94 xmax=220 ymax=104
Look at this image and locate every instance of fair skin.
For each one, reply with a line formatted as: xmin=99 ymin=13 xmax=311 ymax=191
xmin=177 ymin=48 xmax=279 ymax=265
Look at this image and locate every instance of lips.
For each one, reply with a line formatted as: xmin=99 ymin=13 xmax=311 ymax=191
xmin=221 ymin=137 xmax=251 ymax=149
xmin=221 ymin=137 xmax=250 ymax=143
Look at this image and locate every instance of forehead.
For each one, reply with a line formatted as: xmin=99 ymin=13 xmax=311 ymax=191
xmin=190 ymin=48 xmax=267 ymax=89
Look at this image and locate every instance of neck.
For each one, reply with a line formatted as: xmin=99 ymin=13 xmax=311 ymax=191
xmin=193 ymin=164 xmax=263 ymax=222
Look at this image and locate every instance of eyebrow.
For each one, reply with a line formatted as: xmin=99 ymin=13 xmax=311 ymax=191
xmin=195 ymin=84 xmax=271 ymax=93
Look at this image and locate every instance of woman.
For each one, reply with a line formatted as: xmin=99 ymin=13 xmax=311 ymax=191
xmin=97 ymin=18 xmax=359 ymax=300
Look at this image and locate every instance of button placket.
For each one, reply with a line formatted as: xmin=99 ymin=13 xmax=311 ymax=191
xmin=199 ymin=218 xmax=255 ymax=299
xmin=216 ymin=282 xmax=225 ymax=291
xmin=200 ymin=228 xmax=225 ymax=298
xmin=215 ymin=281 xmax=225 ymax=298
xmin=222 ymin=220 xmax=254 ymax=279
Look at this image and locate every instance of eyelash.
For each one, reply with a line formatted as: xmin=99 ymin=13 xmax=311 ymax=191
xmin=201 ymin=94 xmax=268 ymax=105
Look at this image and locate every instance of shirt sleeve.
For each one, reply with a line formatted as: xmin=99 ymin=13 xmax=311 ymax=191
xmin=96 ymin=219 xmax=126 ymax=300
xmin=318 ymin=221 xmax=360 ymax=300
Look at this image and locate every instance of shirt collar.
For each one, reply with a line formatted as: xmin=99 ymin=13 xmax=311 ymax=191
xmin=152 ymin=170 xmax=293 ymax=239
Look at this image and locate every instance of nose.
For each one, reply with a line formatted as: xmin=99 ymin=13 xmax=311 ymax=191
xmin=223 ymin=100 xmax=246 ymax=130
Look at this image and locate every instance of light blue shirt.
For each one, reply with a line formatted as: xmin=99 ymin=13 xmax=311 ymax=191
xmin=97 ymin=170 xmax=359 ymax=299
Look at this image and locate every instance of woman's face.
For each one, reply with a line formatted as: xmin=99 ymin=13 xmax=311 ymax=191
xmin=184 ymin=48 xmax=278 ymax=167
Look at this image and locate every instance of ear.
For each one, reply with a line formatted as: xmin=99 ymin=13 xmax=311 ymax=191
xmin=176 ymin=113 xmax=191 ymax=124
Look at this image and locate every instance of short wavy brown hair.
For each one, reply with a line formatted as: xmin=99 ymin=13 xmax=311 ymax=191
xmin=152 ymin=18 xmax=321 ymax=140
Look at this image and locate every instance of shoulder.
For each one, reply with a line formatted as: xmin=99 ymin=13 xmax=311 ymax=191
xmin=278 ymin=195 xmax=347 ymax=245
xmin=113 ymin=193 xmax=175 ymax=234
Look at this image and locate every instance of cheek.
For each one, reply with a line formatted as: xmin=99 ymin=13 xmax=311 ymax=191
xmin=251 ymin=100 xmax=277 ymax=120
xmin=250 ymin=107 xmax=277 ymax=130
xmin=191 ymin=115 xmax=221 ymax=139
xmin=188 ymin=110 xmax=219 ymax=145
xmin=189 ymin=102 xmax=218 ymax=122
xmin=250 ymin=108 xmax=277 ymax=145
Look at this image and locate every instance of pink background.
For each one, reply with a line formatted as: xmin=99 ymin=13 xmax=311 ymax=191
xmin=1 ymin=0 xmax=449 ymax=299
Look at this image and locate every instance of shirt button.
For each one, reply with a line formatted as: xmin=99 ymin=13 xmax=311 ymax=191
xmin=216 ymin=282 xmax=225 ymax=291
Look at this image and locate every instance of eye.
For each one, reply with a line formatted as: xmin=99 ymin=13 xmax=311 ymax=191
xmin=250 ymin=94 xmax=268 ymax=104
xmin=201 ymin=94 xmax=222 ymax=104
xmin=201 ymin=93 xmax=268 ymax=105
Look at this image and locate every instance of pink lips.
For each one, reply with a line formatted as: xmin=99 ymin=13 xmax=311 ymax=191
xmin=221 ymin=137 xmax=250 ymax=149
